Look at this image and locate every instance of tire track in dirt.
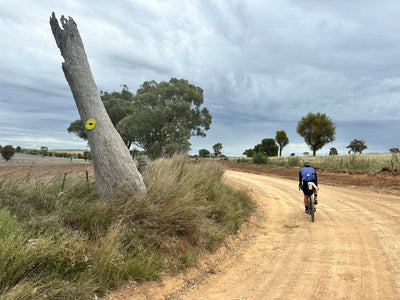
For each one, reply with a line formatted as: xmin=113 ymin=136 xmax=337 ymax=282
xmin=180 ymin=171 xmax=399 ymax=299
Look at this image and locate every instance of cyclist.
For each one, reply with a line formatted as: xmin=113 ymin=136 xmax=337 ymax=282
xmin=299 ymin=161 xmax=319 ymax=213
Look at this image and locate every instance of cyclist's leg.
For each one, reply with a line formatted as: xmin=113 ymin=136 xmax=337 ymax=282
xmin=303 ymin=194 xmax=308 ymax=207
xmin=302 ymin=183 xmax=309 ymax=212
xmin=311 ymin=180 xmax=318 ymax=203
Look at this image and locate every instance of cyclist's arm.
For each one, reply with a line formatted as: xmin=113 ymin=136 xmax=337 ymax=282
xmin=315 ymin=172 xmax=318 ymax=186
xmin=299 ymin=170 xmax=302 ymax=185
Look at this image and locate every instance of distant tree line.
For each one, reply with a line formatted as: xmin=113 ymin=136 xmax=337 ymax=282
xmin=198 ymin=143 xmax=225 ymax=158
xmin=0 ymin=145 xmax=92 ymax=162
xmin=238 ymin=112 xmax=398 ymax=158
xmin=243 ymin=130 xmax=289 ymax=159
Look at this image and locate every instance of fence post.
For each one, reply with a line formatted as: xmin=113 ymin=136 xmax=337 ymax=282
xmin=61 ymin=172 xmax=68 ymax=191
xmin=138 ymin=155 xmax=148 ymax=177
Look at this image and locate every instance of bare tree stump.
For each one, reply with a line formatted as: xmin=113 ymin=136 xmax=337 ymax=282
xmin=50 ymin=13 xmax=146 ymax=200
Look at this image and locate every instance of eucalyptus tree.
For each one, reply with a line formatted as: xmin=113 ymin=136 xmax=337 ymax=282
xmin=297 ymin=112 xmax=336 ymax=156
xmin=117 ymin=78 xmax=212 ymax=158
xmin=275 ymin=130 xmax=289 ymax=157
xmin=346 ymin=139 xmax=367 ymax=154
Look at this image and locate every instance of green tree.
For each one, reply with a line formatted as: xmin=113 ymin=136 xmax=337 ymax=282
xmin=243 ymin=149 xmax=254 ymax=157
xmin=68 ymin=90 xmax=134 ymax=142
xmin=390 ymin=147 xmax=400 ymax=153
xmin=100 ymin=84 xmax=133 ymax=101
xmin=68 ymin=119 xmax=87 ymax=140
xmin=198 ymin=149 xmax=210 ymax=158
xmin=40 ymin=146 xmax=48 ymax=156
xmin=329 ymin=147 xmax=338 ymax=155
xmin=296 ymin=112 xmax=336 ymax=156
xmin=83 ymin=150 xmax=91 ymax=161
xmin=103 ymin=99 xmax=134 ymax=127
xmin=16 ymin=146 xmax=21 ymax=153
xmin=212 ymin=143 xmax=223 ymax=157
xmin=254 ymin=138 xmax=278 ymax=157
xmin=117 ymin=78 xmax=212 ymax=158
xmin=346 ymin=139 xmax=367 ymax=154
xmin=1 ymin=145 xmax=16 ymax=162
xmin=275 ymin=130 xmax=289 ymax=157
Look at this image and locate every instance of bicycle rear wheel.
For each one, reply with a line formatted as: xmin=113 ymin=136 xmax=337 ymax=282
xmin=309 ymin=195 xmax=315 ymax=222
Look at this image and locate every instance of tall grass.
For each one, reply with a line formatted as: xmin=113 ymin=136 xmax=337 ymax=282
xmin=0 ymin=155 xmax=255 ymax=299
xmin=266 ymin=153 xmax=400 ymax=173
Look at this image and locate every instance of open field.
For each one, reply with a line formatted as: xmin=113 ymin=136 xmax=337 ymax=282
xmin=0 ymin=153 xmax=89 ymax=164
xmin=233 ymin=152 xmax=400 ymax=173
xmin=0 ymin=153 xmax=91 ymax=179
xmin=267 ymin=152 xmax=400 ymax=173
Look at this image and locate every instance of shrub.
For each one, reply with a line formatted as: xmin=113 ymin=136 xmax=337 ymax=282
xmin=198 ymin=149 xmax=210 ymax=158
xmin=237 ymin=158 xmax=250 ymax=163
xmin=252 ymin=152 xmax=268 ymax=164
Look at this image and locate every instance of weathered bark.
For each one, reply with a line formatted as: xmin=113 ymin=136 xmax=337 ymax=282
xmin=50 ymin=13 xmax=146 ymax=200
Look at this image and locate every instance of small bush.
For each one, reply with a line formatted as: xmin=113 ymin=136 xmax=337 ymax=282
xmin=237 ymin=158 xmax=250 ymax=163
xmin=252 ymin=152 xmax=268 ymax=164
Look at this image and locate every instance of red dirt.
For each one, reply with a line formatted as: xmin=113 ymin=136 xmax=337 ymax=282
xmin=221 ymin=161 xmax=400 ymax=194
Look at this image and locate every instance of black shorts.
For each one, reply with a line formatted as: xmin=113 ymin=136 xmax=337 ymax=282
xmin=302 ymin=180 xmax=316 ymax=196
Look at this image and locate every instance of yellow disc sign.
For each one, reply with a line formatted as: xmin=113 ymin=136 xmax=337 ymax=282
xmin=85 ymin=118 xmax=96 ymax=130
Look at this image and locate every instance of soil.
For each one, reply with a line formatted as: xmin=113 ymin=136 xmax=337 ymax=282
xmin=2 ymin=157 xmax=400 ymax=299
xmin=222 ymin=161 xmax=400 ymax=194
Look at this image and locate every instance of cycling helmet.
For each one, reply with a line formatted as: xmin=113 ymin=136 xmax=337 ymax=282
xmin=304 ymin=161 xmax=311 ymax=167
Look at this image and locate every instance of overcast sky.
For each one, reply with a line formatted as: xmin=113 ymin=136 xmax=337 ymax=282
xmin=1 ymin=0 xmax=400 ymax=157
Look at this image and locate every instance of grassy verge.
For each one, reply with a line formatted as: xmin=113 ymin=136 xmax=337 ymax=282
xmin=0 ymin=155 xmax=255 ymax=299
xmin=245 ymin=153 xmax=400 ymax=173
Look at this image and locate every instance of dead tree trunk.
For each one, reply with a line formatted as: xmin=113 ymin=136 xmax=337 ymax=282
xmin=50 ymin=13 xmax=146 ymax=200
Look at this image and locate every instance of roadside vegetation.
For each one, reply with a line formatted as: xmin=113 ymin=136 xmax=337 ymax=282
xmin=0 ymin=155 xmax=255 ymax=299
xmin=238 ymin=152 xmax=400 ymax=173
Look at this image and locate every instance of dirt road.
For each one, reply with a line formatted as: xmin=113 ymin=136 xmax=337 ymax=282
xmin=174 ymin=170 xmax=400 ymax=299
xmin=106 ymin=169 xmax=400 ymax=299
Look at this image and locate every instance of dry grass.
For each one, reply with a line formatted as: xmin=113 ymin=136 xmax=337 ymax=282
xmin=0 ymin=154 xmax=255 ymax=299
xmin=267 ymin=153 xmax=400 ymax=173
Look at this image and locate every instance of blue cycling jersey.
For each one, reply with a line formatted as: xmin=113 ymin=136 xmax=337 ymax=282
xmin=300 ymin=167 xmax=316 ymax=182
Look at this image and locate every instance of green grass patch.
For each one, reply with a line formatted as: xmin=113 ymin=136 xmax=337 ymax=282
xmin=0 ymin=155 xmax=255 ymax=299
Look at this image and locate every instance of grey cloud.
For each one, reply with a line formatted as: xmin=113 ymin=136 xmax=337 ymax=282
xmin=1 ymin=0 xmax=400 ymax=155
